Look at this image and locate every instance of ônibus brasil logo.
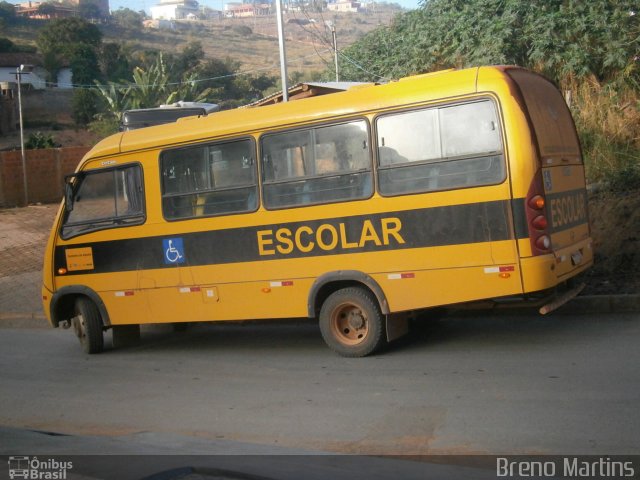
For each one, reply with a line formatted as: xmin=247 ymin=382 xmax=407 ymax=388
xmin=8 ymin=456 xmax=73 ymax=480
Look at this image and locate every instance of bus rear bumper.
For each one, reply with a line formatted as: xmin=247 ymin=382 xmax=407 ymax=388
xmin=538 ymin=282 xmax=585 ymax=315
xmin=520 ymin=237 xmax=593 ymax=293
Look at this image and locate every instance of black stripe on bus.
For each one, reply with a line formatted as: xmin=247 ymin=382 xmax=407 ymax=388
xmin=54 ymin=200 xmax=522 ymax=276
xmin=511 ymin=198 xmax=529 ymax=239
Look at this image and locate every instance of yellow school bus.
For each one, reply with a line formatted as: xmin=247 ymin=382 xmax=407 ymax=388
xmin=41 ymin=66 xmax=593 ymax=356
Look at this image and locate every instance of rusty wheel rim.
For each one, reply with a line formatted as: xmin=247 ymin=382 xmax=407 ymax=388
xmin=329 ymin=301 xmax=369 ymax=346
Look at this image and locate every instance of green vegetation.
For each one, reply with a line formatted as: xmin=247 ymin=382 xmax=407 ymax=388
xmin=91 ymin=42 xmax=279 ymax=135
xmin=0 ymin=1 xmax=15 ymax=22
xmin=338 ymin=0 xmax=639 ymax=191
xmin=25 ymin=131 xmax=60 ymax=149
xmin=36 ymin=18 xmax=103 ymax=123
xmin=110 ymin=8 xmax=144 ymax=30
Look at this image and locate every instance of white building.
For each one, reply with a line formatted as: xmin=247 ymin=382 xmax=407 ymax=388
xmin=327 ymin=1 xmax=362 ymax=12
xmin=0 ymin=69 xmax=46 ymax=90
xmin=150 ymin=0 xmax=200 ymax=20
xmin=0 ymin=53 xmax=73 ymax=90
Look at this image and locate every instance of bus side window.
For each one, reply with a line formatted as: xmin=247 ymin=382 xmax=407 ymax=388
xmin=376 ymin=99 xmax=505 ymax=196
xmin=261 ymin=120 xmax=373 ymax=209
xmin=160 ymin=138 xmax=258 ymax=220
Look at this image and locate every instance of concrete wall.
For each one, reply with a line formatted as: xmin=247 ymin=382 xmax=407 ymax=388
xmin=0 ymin=147 xmax=89 ymax=207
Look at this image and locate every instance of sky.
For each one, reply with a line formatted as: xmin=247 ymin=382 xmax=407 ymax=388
xmin=8 ymin=0 xmax=422 ymax=13
xmin=104 ymin=0 xmax=420 ymax=13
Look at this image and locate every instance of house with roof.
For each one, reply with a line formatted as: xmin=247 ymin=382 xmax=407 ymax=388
xmin=327 ymin=1 xmax=362 ymax=12
xmin=0 ymin=53 xmax=73 ymax=90
xmin=15 ymin=0 xmax=110 ymax=19
xmin=246 ymin=81 xmax=372 ymax=107
xmin=224 ymin=2 xmax=271 ymax=17
xmin=0 ymin=54 xmax=47 ymax=90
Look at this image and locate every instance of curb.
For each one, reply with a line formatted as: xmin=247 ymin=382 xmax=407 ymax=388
xmin=557 ymin=294 xmax=640 ymax=315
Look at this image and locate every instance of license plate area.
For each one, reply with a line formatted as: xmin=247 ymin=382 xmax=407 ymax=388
xmin=571 ymin=250 xmax=583 ymax=266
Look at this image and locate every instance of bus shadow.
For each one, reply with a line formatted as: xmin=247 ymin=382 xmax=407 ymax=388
xmin=99 ymin=311 xmax=631 ymax=357
xmin=107 ymin=319 xmax=326 ymax=355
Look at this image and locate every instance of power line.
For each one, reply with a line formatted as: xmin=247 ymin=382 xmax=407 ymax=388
xmin=287 ymin=6 xmax=390 ymax=82
xmin=47 ymin=49 xmax=333 ymax=90
xmin=337 ymin=50 xmax=391 ymax=82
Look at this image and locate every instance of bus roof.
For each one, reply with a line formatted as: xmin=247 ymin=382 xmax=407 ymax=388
xmin=82 ymin=66 xmax=515 ymax=163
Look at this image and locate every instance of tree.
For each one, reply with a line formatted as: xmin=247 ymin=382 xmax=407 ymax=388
xmin=37 ymin=18 xmax=103 ymax=125
xmin=336 ymin=0 xmax=639 ymax=85
xmin=42 ymin=50 xmax=61 ymax=84
xmin=0 ymin=37 xmax=14 ymax=53
xmin=37 ymin=2 xmax=57 ymax=17
xmin=68 ymin=43 xmax=101 ymax=124
xmin=175 ymin=41 xmax=205 ymax=75
xmin=111 ymin=8 xmax=143 ymax=30
xmin=68 ymin=43 xmax=100 ymax=84
xmin=72 ymin=89 xmax=99 ymax=125
xmin=0 ymin=1 xmax=15 ymax=20
xmin=100 ymin=42 xmax=132 ymax=82
xmin=94 ymin=52 xmax=214 ymax=121
xmin=38 ymin=17 xmax=102 ymax=52
xmin=190 ymin=57 xmax=237 ymax=99
xmin=78 ymin=0 xmax=104 ymax=20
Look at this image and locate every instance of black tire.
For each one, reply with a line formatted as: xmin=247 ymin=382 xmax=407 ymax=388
xmin=319 ymin=287 xmax=385 ymax=357
xmin=72 ymin=297 xmax=104 ymax=354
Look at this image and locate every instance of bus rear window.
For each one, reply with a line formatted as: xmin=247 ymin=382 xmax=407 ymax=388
xmin=506 ymin=69 xmax=582 ymax=164
xmin=376 ymin=100 xmax=505 ymax=196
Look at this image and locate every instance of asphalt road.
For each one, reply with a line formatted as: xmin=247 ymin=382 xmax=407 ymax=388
xmin=0 ymin=311 xmax=639 ymax=460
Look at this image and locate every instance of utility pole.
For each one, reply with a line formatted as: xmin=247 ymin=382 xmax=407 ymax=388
xmin=331 ymin=23 xmax=338 ymax=82
xmin=275 ymin=0 xmax=289 ymax=102
xmin=16 ymin=64 xmax=33 ymax=207
xmin=325 ymin=21 xmax=339 ymax=82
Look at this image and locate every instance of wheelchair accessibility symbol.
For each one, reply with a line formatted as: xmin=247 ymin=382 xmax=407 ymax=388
xmin=163 ymin=238 xmax=185 ymax=264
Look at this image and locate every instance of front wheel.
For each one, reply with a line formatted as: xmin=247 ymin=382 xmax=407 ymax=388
xmin=72 ymin=297 xmax=104 ymax=354
xmin=319 ymin=287 xmax=385 ymax=357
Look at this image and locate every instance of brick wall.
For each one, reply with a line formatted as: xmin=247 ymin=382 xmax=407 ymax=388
xmin=0 ymin=146 xmax=90 ymax=207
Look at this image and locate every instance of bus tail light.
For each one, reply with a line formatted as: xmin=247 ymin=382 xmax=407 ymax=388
xmin=526 ymin=171 xmax=551 ymax=255
xmin=536 ymin=235 xmax=551 ymax=250
xmin=528 ymin=195 xmax=545 ymax=210
xmin=532 ymin=215 xmax=548 ymax=230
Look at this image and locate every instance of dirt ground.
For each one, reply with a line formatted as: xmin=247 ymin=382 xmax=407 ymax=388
xmin=583 ymin=189 xmax=640 ymax=295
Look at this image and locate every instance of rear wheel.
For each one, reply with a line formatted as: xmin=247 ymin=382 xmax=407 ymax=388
xmin=72 ymin=297 xmax=104 ymax=354
xmin=319 ymin=287 xmax=385 ymax=357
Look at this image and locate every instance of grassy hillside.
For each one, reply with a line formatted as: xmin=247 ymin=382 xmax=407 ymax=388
xmin=2 ymin=7 xmax=401 ymax=76
xmin=0 ymin=7 xmax=401 ymax=149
